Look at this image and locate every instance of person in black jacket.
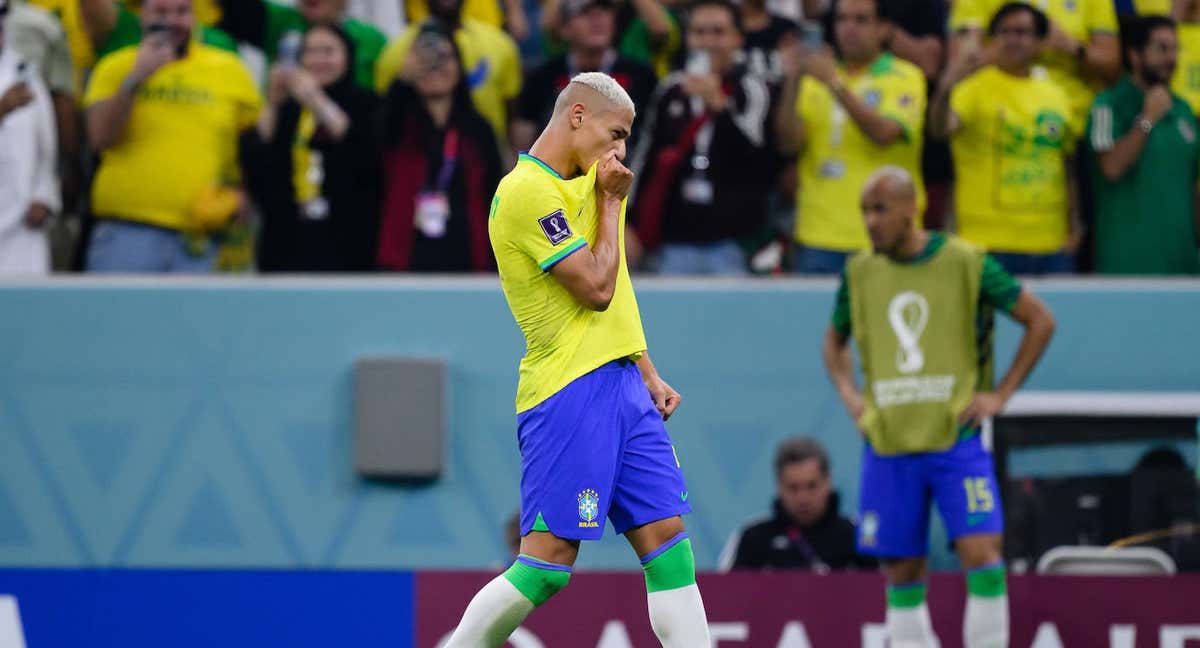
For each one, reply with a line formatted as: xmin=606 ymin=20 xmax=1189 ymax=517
xmin=242 ymin=23 xmax=380 ymax=272
xmin=628 ymin=0 xmax=776 ymax=275
xmin=720 ymin=437 xmax=878 ymax=571
xmin=375 ymin=22 xmax=502 ymax=272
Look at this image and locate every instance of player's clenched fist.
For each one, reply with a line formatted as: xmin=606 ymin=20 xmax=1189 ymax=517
xmin=596 ymin=151 xmax=633 ymax=202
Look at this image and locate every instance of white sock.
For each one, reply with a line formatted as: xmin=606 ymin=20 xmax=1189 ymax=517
xmin=443 ymin=575 xmax=535 ymax=648
xmin=647 ymin=583 xmax=711 ymax=647
xmin=964 ymin=594 xmax=1009 ymax=648
xmin=887 ymin=602 xmax=941 ymax=648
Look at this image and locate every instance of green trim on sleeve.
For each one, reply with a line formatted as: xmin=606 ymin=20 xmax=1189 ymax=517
xmin=831 ymin=269 xmax=851 ymax=338
xmin=980 ymin=254 xmax=1021 ymax=314
xmin=539 ymin=239 xmax=588 ymax=271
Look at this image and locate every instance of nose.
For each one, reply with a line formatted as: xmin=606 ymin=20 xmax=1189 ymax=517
xmin=614 ymin=140 xmax=627 ymax=162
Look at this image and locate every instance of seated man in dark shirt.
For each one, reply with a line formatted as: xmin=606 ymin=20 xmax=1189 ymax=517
xmin=720 ymin=436 xmax=877 ymax=571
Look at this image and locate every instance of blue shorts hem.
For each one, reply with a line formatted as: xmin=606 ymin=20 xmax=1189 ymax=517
xmin=610 ymin=502 xmax=692 ymax=536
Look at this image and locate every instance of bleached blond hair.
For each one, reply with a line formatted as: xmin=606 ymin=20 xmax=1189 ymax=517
xmin=553 ymin=72 xmax=636 ymax=116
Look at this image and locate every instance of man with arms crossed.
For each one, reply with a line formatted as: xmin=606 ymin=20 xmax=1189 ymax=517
xmin=823 ymin=166 xmax=1056 ymax=648
xmin=443 ymin=71 xmax=710 ymax=647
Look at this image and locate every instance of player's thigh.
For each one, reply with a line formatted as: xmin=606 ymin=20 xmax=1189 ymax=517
xmin=883 ymin=556 xmax=930 ymax=585
xmin=520 ymin=531 xmax=581 ymax=567
xmin=858 ymin=443 xmax=932 ymax=558
xmin=607 ymin=387 xmax=690 ymax=540
xmin=516 ymin=366 xmax=626 ymax=542
xmin=930 ymin=434 xmax=1005 ymax=546
xmin=955 ymin=533 xmax=1003 ymax=570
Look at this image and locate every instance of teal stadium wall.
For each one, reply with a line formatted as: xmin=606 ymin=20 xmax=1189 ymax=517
xmin=0 ymin=278 xmax=1197 ymax=571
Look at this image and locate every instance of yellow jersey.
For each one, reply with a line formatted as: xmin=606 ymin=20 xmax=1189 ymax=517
xmin=949 ymin=0 xmax=1117 ymax=126
xmin=375 ymin=19 xmax=521 ymax=139
xmin=1134 ymin=0 xmax=1172 ymax=14
xmin=795 ymin=53 xmax=927 ymax=251
xmin=406 ymin=0 xmax=504 ymax=29
xmin=949 ymin=66 xmax=1074 ymax=253
xmin=84 ymin=44 xmax=261 ymax=233
xmin=1172 ymin=22 xmax=1200 ymax=115
xmin=490 ymin=153 xmax=647 ymax=413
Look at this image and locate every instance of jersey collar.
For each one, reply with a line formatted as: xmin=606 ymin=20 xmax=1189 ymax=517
xmin=518 ymin=152 xmax=564 ymax=180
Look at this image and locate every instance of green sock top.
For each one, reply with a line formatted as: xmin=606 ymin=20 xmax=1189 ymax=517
xmin=642 ymin=536 xmax=697 ymax=593
xmin=887 ymin=582 xmax=928 ymax=609
xmin=967 ymin=562 xmax=1007 ymax=598
xmin=502 ymin=556 xmax=572 ymax=606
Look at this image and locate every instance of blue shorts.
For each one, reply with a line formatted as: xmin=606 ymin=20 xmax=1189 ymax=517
xmin=857 ymin=434 xmax=1004 ymax=557
xmin=516 ymin=359 xmax=691 ymax=540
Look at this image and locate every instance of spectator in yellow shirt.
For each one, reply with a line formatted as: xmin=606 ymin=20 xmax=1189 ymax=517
xmin=949 ymin=0 xmax=1120 ymax=129
xmin=932 ymin=2 xmax=1080 ymax=275
xmin=83 ymin=0 xmax=261 ymax=272
xmin=375 ymin=0 xmax=521 ymax=144
xmin=775 ymin=0 xmax=927 ymax=274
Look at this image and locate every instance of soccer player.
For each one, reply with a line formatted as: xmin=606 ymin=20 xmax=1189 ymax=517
xmin=823 ymin=166 xmax=1056 ymax=648
xmin=442 ymin=72 xmax=711 ymax=647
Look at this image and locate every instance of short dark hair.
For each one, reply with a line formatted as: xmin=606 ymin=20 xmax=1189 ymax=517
xmin=987 ymin=2 xmax=1049 ymax=39
xmin=1122 ymin=14 xmax=1176 ymax=63
xmin=687 ymin=0 xmax=743 ymax=34
xmin=835 ymin=0 xmax=889 ymax=23
xmin=774 ymin=437 xmax=830 ymax=478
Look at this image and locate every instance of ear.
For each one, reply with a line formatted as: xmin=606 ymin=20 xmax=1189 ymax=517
xmin=570 ymin=102 xmax=586 ymax=130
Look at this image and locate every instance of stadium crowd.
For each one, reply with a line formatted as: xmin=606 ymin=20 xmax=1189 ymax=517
xmin=0 ymin=0 xmax=1197 ymax=275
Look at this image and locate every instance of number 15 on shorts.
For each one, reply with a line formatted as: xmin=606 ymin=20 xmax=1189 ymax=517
xmin=963 ymin=477 xmax=994 ymax=513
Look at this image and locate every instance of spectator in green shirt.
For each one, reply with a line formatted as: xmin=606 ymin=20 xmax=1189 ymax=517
xmin=216 ymin=0 xmax=387 ymax=90
xmin=1088 ymin=15 xmax=1200 ymax=275
xmin=80 ymin=0 xmax=237 ymax=59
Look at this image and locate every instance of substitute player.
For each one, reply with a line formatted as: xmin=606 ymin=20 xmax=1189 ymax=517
xmin=443 ymin=72 xmax=711 ymax=647
xmin=823 ymin=167 xmax=1056 ymax=648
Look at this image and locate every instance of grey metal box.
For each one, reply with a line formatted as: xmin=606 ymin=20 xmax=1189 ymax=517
xmin=354 ymin=357 xmax=445 ymax=479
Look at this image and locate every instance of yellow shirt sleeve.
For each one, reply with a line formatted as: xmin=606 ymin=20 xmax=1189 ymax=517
xmin=375 ymin=28 xmax=418 ymax=93
xmin=949 ymin=77 xmax=980 ymax=133
xmin=83 ymin=50 xmax=135 ymax=106
xmin=879 ymin=73 xmax=927 ymax=142
xmin=795 ymin=77 xmax=817 ymax=122
xmin=1086 ymin=0 xmax=1118 ymax=35
xmin=496 ymin=30 xmax=522 ymax=100
xmin=948 ymin=0 xmax=986 ymax=32
xmin=226 ymin=57 xmax=264 ymax=131
xmin=497 ymin=184 xmax=587 ymax=271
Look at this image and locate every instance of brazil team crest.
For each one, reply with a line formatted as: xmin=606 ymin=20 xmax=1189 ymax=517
xmin=860 ymin=511 xmax=880 ymax=547
xmin=577 ymin=489 xmax=600 ymax=528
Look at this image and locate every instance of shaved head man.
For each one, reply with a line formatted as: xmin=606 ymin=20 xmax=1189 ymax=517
xmin=824 ymin=165 xmax=1056 ymax=648
xmin=445 ymin=72 xmax=711 ymax=647
xmin=861 ymin=166 xmax=920 ymax=258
